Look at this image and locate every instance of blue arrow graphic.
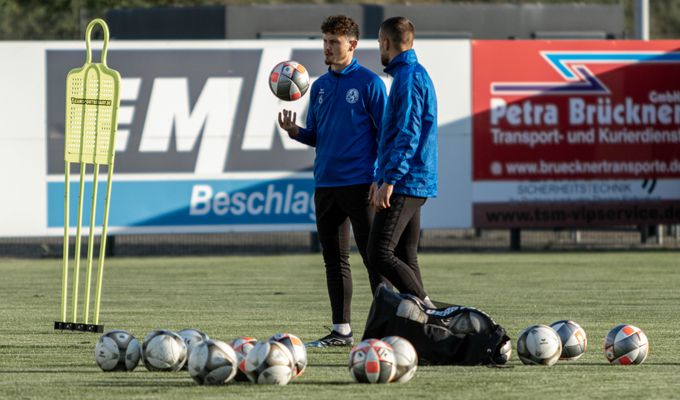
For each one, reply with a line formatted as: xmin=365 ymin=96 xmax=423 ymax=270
xmin=492 ymin=51 xmax=680 ymax=95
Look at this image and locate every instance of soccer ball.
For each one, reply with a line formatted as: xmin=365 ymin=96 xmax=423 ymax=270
xmin=549 ymin=320 xmax=587 ymax=360
xmin=517 ymin=325 xmax=562 ymax=366
xmin=604 ymin=324 xmax=649 ymax=365
xmin=244 ymin=341 xmax=296 ymax=385
xmin=231 ymin=336 xmax=258 ymax=382
xmin=382 ymin=336 xmax=417 ymax=383
xmin=492 ymin=339 xmax=513 ymax=365
xmin=187 ymin=339 xmax=238 ymax=385
xmin=268 ymin=333 xmax=307 ymax=378
xmin=348 ymin=339 xmax=397 ymax=384
xmin=269 ymin=60 xmax=310 ymax=101
xmin=94 ymin=330 xmax=141 ymax=371
xmin=177 ymin=328 xmax=209 ymax=370
xmin=141 ymin=329 xmax=187 ymax=372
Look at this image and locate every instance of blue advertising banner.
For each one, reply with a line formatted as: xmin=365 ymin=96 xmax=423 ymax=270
xmin=48 ymin=177 xmax=316 ymax=230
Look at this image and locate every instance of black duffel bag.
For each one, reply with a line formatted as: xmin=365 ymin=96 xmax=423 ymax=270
xmin=362 ymin=284 xmax=511 ymax=366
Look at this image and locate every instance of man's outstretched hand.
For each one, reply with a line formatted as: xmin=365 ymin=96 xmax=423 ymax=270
xmin=278 ymin=109 xmax=299 ymax=139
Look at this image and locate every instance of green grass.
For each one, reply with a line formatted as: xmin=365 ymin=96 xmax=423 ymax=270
xmin=1 ymin=252 xmax=679 ymax=399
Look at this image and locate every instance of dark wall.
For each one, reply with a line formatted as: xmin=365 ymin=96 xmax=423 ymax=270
xmin=107 ymin=3 xmax=624 ymax=40
xmin=107 ymin=6 xmax=226 ymax=39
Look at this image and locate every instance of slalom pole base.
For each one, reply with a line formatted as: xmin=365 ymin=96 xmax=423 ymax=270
xmin=54 ymin=321 xmax=104 ymax=333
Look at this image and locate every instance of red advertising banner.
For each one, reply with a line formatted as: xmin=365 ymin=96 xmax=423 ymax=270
xmin=473 ymin=40 xmax=680 ymax=181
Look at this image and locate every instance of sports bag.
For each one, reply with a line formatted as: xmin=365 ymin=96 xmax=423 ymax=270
xmin=362 ymin=284 xmax=511 ymax=366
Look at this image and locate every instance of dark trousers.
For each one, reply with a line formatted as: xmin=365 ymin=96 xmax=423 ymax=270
xmin=367 ymin=194 xmax=427 ymax=299
xmin=315 ymin=184 xmax=387 ymax=324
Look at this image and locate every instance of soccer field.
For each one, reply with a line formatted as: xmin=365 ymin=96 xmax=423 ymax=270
xmin=1 ymin=252 xmax=678 ymax=399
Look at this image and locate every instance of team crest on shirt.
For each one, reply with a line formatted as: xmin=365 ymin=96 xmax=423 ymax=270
xmin=345 ymin=88 xmax=359 ymax=104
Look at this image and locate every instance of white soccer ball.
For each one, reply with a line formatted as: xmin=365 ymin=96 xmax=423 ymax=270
xmin=187 ymin=339 xmax=238 ymax=385
xmin=177 ymin=328 xmax=209 ymax=370
xmin=244 ymin=341 xmax=295 ymax=385
xmin=94 ymin=330 xmax=141 ymax=372
xmin=230 ymin=336 xmax=258 ymax=382
xmin=382 ymin=336 xmax=417 ymax=383
xmin=269 ymin=60 xmax=310 ymax=101
xmin=449 ymin=310 xmax=489 ymax=334
xmin=141 ymin=329 xmax=187 ymax=372
xmin=549 ymin=320 xmax=587 ymax=361
xmin=348 ymin=339 xmax=397 ymax=384
xmin=517 ymin=325 xmax=562 ymax=366
xmin=604 ymin=324 xmax=649 ymax=365
xmin=493 ymin=339 xmax=513 ymax=365
xmin=268 ymin=333 xmax=307 ymax=378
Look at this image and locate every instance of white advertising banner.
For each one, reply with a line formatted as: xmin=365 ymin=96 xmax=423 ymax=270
xmin=0 ymin=40 xmax=472 ymax=237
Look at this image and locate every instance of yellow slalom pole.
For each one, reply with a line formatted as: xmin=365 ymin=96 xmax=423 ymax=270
xmin=93 ymin=165 xmax=114 ymax=325
xmin=83 ymin=164 xmax=100 ymax=324
xmin=71 ymin=164 xmax=87 ymax=322
xmin=60 ymin=162 xmax=70 ymax=323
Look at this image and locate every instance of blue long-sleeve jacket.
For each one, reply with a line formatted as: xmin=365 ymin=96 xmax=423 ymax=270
xmin=377 ymin=49 xmax=438 ymax=198
xmin=296 ymin=58 xmax=387 ymax=187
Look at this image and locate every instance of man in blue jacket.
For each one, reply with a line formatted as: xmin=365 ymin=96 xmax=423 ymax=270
xmin=368 ymin=16 xmax=438 ymax=306
xmin=278 ymin=15 xmax=388 ymax=347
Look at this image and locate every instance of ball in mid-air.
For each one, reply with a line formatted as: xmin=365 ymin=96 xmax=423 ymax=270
xmin=243 ymin=341 xmax=296 ymax=385
xmin=94 ymin=330 xmax=141 ymax=372
xmin=269 ymin=60 xmax=310 ymax=101
xmin=549 ymin=320 xmax=587 ymax=360
xmin=604 ymin=324 xmax=649 ymax=365
xmin=141 ymin=329 xmax=187 ymax=372
xmin=381 ymin=336 xmax=417 ymax=383
xmin=516 ymin=325 xmax=562 ymax=366
xmin=187 ymin=339 xmax=238 ymax=385
xmin=231 ymin=336 xmax=258 ymax=382
xmin=348 ymin=339 xmax=397 ymax=384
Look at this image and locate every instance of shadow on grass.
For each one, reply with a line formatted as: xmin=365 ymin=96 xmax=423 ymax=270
xmin=306 ymin=363 xmax=348 ymax=368
xmin=82 ymin=381 xmax=194 ymax=388
xmin=281 ymin=381 xmax=354 ymax=386
xmin=0 ymin=369 xmax=102 ymax=374
xmin=502 ymin=361 xmax=680 ymax=368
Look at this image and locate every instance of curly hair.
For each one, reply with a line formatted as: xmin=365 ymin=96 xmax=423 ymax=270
xmin=321 ymin=15 xmax=360 ymax=39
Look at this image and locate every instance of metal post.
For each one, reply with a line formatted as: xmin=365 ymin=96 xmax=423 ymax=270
xmin=510 ymin=229 xmax=521 ymax=251
xmin=310 ymin=231 xmax=320 ymax=253
xmin=635 ymin=0 xmax=650 ymax=40
xmin=656 ymin=225 xmax=664 ymax=245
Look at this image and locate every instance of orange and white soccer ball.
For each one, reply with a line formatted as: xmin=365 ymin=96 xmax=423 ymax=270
xmin=348 ymin=339 xmax=397 ymax=384
xmin=230 ymin=336 xmax=258 ymax=382
xmin=604 ymin=324 xmax=649 ymax=365
xmin=268 ymin=333 xmax=307 ymax=378
xmin=382 ymin=336 xmax=417 ymax=383
xmin=269 ymin=60 xmax=310 ymax=101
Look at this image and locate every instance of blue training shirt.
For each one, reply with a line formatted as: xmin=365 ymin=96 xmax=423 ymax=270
xmin=377 ymin=49 xmax=438 ymax=198
xmin=296 ymin=58 xmax=387 ymax=187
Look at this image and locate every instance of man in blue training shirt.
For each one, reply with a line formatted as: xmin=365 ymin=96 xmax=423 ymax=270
xmin=278 ymin=15 xmax=388 ymax=347
xmin=368 ymin=16 xmax=438 ymax=307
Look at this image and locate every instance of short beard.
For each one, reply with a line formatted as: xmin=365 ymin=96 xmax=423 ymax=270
xmin=381 ymin=53 xmax=389 ymax=67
